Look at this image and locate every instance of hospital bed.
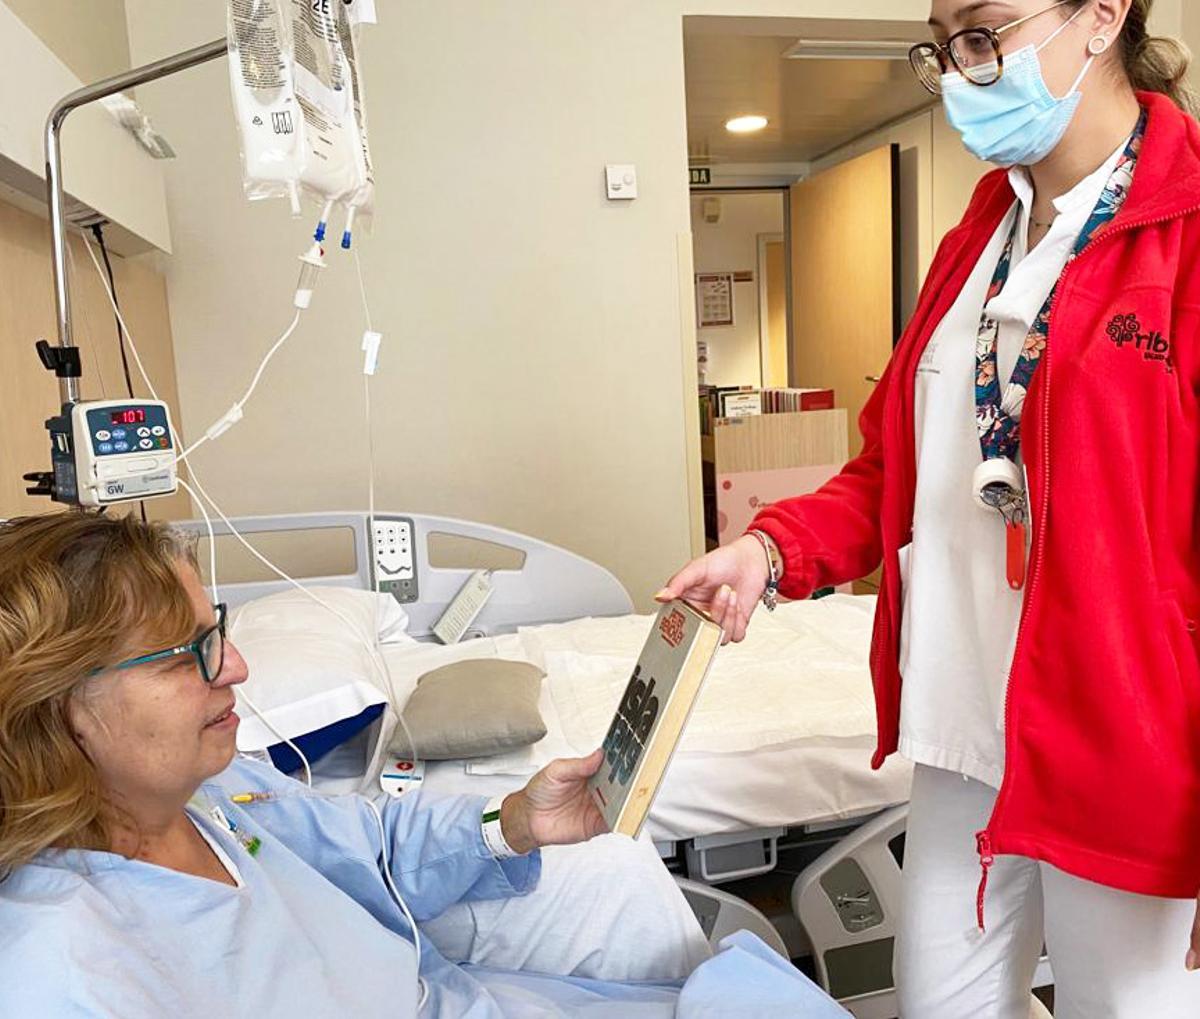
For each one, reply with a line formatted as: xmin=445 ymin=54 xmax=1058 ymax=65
xmin=180 ymin=511 xmax=1049 ymax=1017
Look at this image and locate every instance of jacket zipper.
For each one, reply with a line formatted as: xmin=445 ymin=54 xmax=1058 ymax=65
xmin=972 ymin=200 xmax=1200 ymax=931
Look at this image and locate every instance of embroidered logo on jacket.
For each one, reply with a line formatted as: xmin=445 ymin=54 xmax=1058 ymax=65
xmin=1105 ymin=313 xmax=1174 ymax=373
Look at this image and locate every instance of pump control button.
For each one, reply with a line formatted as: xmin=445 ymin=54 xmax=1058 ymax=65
xmin=151 ymin=426 xmax=166 ymax=437
xmin=95 ymin=430 xmax=111 ymax=441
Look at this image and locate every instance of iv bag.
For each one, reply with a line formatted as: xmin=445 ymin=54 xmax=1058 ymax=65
xmin=336 ymin=2 xmax=376 ymax=240
xmin=227 ymin=0 xmax=305 ymax=212
xmin=288 ymin=0 xmax=366 ymax=208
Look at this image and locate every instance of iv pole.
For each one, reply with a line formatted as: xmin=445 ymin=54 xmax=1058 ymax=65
xmin=43 ymin=38 xmax=227 ymax=405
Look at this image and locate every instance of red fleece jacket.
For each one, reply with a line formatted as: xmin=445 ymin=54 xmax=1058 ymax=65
xmin=752 ymin=92 xmax=1200 ymax=899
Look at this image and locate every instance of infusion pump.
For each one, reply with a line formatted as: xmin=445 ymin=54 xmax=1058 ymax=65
xmin=33 ymin=399 xmax=179 ymax=507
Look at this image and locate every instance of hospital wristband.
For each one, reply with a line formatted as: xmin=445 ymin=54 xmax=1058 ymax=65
xmin=481 ymin=796 xmax=522 ymax=859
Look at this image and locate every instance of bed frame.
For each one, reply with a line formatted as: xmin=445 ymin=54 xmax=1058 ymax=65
xmin=174 ymin=511 xmax=634 ymax=635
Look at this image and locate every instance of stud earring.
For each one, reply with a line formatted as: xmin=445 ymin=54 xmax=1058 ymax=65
xmin=1088 ymin=35 xmax=1111 ymax=56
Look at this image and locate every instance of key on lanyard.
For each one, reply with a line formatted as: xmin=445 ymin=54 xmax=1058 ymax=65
xmin=981 ymin=485 xmax=1027 ymax=592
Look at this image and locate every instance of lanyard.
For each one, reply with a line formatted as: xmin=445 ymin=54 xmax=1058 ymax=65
xmin=971 ymin=110 xmax=1145 ymax=590
xmin=975 ymin=111 xmax=1145 ymax=466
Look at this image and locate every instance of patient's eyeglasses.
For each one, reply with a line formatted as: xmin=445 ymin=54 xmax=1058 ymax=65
xmin=908 ymin=0 xmax=1074 ymax=94
xmin=91 ymin=604 xmax=228 ymax=684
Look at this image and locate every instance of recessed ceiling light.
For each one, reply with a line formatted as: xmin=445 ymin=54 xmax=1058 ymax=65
xmin=726 ymin=115 xmax=768 ymax=134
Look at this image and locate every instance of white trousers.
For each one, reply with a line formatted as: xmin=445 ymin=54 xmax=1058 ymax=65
xmin=894 ymin=764 xmax=1200 ymax=1018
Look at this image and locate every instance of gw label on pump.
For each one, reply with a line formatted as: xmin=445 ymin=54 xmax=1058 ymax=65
xmin=103 ymin=472 xmax=173 ymax=499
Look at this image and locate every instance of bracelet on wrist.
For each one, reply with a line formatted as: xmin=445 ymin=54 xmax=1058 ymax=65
xmin=747 ymin=530 xmax=781 ymax=612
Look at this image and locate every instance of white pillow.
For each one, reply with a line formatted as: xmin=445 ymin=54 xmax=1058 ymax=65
xmin=230 ymin=587 xmax=410 ymax=752
xmin=229 ymin=587 xmax=413 ymax=644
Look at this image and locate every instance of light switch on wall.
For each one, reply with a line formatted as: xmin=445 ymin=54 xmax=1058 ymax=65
xmin=605 ymin=164 xmax=638 ymax=200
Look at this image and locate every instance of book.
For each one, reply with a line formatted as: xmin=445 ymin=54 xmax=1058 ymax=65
xmin=588 ymin=600 xmax=722 ymax=837
xmin=759 ymin=387 xmax=835 ymax=414
xmin=721 ymin=391 xmax=762 ymax=418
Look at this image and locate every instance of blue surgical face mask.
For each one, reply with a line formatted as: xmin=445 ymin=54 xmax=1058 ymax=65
xmin=941 ymin=8 xmax=1095 ymax=167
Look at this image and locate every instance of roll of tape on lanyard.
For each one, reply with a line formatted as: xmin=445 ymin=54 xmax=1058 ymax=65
xmin=972 ymin=457 xmax=1023 ymax=511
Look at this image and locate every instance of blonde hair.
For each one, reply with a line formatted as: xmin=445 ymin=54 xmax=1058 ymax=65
xmin=1069 ymin=0 xmax=1199 ymax=116
xmin=0 ymin=512 xmax=198 ymax=878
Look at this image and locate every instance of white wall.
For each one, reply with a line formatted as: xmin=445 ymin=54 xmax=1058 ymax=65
xmin=126 ymin=0 xmax=708 ymax=609
xmin=123 ymin=0 xmax=1179 ymax=607
xmin=2 ymin=0 xmax=130 ymax=83
xmin=690 ymin=191 xmax=783 ymax=387
xmin=0 ymin=1 xmax=170 ymax=254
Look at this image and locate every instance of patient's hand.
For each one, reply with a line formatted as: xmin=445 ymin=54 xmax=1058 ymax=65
xmin=500 ymin=750 xmax=607 ymax=854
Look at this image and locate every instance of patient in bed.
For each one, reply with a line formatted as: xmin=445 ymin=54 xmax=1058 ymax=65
xmin=0 ymin=512 xmax=848 ymax=1018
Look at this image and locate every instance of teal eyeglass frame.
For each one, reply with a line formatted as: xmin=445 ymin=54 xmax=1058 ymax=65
xmin=91 ymin=603 xmax=228 ymax=683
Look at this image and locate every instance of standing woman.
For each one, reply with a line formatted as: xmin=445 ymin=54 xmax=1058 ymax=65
xmin=661 ymin=0 xmax=1200 ymax=1015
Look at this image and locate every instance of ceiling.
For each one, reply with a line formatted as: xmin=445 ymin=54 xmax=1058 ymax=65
xmin=685 ymin=25 xmax=934 ymax=166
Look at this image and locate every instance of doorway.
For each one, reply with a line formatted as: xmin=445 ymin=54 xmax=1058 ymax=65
xmin=689 ymin=189 xmax=786 ymax=390
xmin=683 ymin=15 xmax=934 ymax=557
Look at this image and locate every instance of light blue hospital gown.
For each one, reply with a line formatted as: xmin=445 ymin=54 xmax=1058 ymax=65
xmin=0 ymin=758 xmax=848 ymax=1018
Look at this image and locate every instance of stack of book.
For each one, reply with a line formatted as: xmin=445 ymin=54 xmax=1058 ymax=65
xmin=760 ymin=387 xmax=835 ymax=414
xmin=699 ymin=386 xmax=836 ymax=433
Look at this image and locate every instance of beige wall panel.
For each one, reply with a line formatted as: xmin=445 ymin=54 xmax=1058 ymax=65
xmin=1183 ymin=2 xmax=1200 ymax=86
xmin=790 ymin=146 xmax=895 ymax=454
xmin=0 ymin=198 xmax=189 ymax=520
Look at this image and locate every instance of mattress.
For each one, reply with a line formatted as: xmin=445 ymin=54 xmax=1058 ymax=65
xmin=419 ymin=738 xmax=911 ymax=845
xmin=356 ymin=595 xmax=913 ymax=844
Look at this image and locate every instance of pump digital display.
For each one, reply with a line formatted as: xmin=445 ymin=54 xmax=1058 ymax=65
xmin=110 ymin=409 xmax=147 ymax=426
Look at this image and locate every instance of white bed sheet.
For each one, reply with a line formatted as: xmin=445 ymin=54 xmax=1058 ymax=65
xmin=361 ymin=596 xmax=913 ymax=844
xmin=418 ymin=738 xmax=911 ymax=845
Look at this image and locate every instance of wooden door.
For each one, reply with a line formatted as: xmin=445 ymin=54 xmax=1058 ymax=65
xmin=789 ymin=145 xmax=898 ymax=455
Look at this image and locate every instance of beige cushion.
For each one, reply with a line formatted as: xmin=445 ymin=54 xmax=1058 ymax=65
xmin=398 ymin=659 xmax=547 ymax=760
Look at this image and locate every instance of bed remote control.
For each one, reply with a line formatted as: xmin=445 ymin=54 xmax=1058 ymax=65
xmin=371 ymin=516 xmax=419 ymax=604
xmin=433 ymin=570 xmax=494 ymax=644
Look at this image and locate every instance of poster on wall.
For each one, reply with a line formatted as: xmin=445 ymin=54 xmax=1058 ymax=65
xmin=696 ymin=272 xmax=734 ymax=327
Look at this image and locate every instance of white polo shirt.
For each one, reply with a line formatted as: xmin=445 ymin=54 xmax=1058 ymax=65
xmin=897 ymin=138 xmax=1127 ymax=789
